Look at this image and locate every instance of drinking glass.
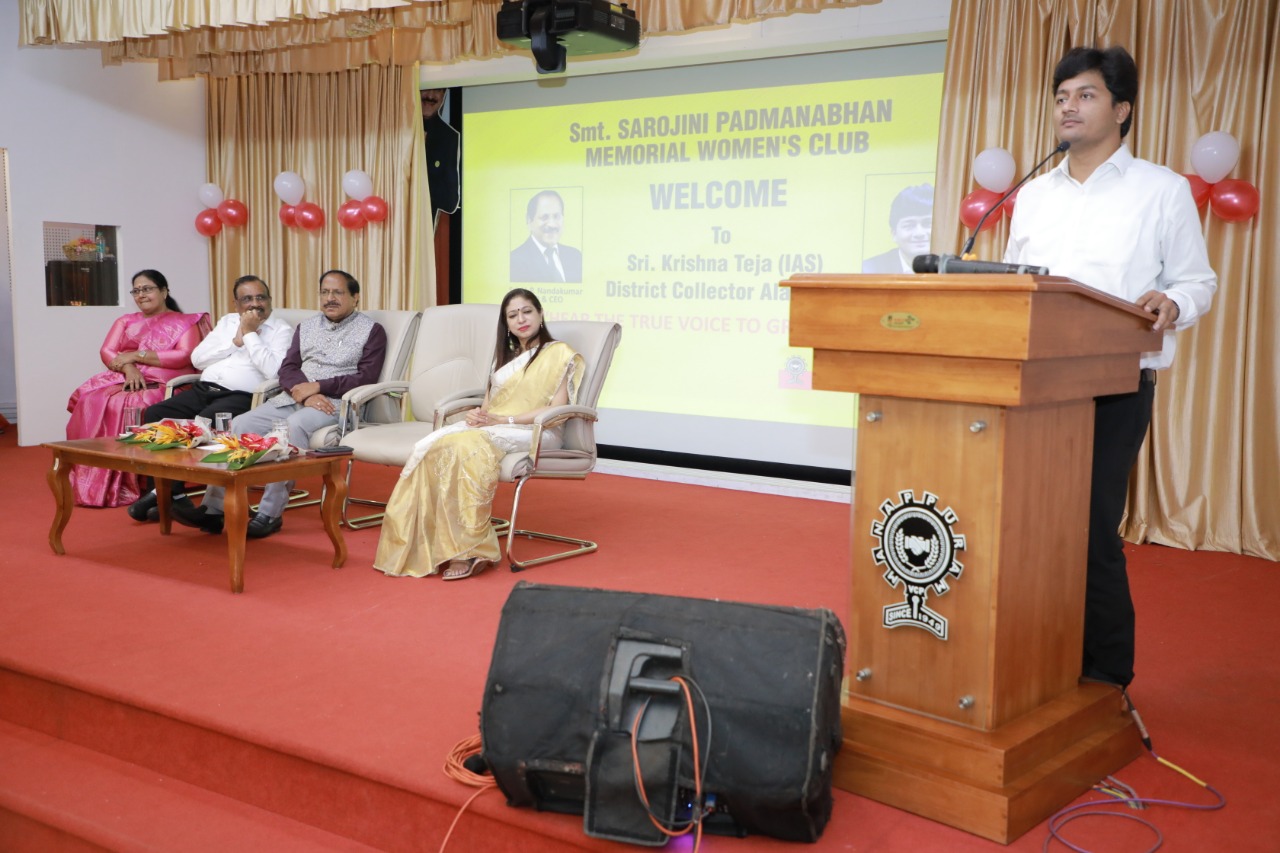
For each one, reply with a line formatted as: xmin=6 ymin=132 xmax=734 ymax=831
xmin=214 ymin=412 xmax=233 ymax=433
xmin=123 ymin=406 xmax=143 ymax=431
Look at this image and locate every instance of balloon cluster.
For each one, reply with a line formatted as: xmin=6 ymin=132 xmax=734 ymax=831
xmin=1183 ymin=132 xmax=1259 ymax=223
xmin=959 ymin=148 xmax=1018 ymax=233
xmin=274 ymin=171 xmax=326 ymax=231
xmin=194 ymin=183 xmax=248 ymax=238
xmin=336 ymin=170 xmax=389 ymax=231
xmin=272 ymin=170 xmax=389 ymax=232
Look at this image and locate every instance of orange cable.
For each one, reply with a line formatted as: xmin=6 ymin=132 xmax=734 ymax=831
xmin=439 ymin=733 xmax=498 ymax=853
xmin=629 ymin=678 xmax=705 ymax=851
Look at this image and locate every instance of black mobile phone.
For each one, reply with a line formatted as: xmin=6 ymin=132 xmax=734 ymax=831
xmin=311 ymin=445 xmax=354 ymax=455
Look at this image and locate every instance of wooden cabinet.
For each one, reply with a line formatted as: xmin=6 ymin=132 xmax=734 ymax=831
xmin=45 ymin=259 xmax=118 ymax=306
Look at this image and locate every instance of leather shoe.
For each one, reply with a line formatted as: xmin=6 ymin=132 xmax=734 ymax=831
xmin=171 ymin=499 xmax=224 ymax=534
xmin=127 ymin=491 xmax=158 ymax=522
xmin=247 ymin=512 xmax=283 ymax=539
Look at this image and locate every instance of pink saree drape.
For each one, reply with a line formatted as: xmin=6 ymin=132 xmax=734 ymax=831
xmin=65 ymin=310 xmax=209 ymax=507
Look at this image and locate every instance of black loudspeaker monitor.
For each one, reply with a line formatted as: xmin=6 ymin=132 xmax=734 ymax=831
xmin=480 ymin=582 xmax=847 ymax=845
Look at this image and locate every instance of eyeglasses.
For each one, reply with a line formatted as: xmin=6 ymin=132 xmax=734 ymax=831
xmin=237 ymin=294 xmax=270 ymax=304
xmin=319 ymin=289 xmax=349 ymax=299
xmin=130 ymin=286 xmax=160 ymax=296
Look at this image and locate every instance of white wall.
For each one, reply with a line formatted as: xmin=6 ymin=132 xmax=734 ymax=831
xmin=1 ymin=15 xmax=208 ymax=445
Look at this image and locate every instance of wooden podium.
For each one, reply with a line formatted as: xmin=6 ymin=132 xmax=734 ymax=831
xmin=785 ymin=274 xmax=1159 ymax=843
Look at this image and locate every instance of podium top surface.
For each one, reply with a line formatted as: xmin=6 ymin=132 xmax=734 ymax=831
xmin=784 ymin=273 xmax=1161 ymax=362
xmin=783 ymin=274 xmax=1162 ymax=403
xmin=784 ymin=273 xmax=1156 ymax=324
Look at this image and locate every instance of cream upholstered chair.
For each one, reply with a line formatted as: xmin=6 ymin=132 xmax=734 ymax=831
xmin=431 ymin=319 xmax=622 ymax=570
xmin=339 ymin=303 xmax=499 ymax=528
xmin=309 ymin=308 xmax=422 ymax=447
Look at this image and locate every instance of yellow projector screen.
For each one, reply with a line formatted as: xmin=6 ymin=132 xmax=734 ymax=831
xmin=463 ymin=45 xmax=944 ymax=471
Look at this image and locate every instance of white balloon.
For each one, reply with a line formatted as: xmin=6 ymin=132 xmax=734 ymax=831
xmin=1190 ymin=131 xmax=1240 ymax=184
xmin=972 ymin=147 xmax=1017 ymax=193
xmin=273 ymin=171 xmax=305 ymax=206
xmin=342 ymin=169 xmax=374 ymax=201
xmin=197 ymin=182 xmax=224 ymax=208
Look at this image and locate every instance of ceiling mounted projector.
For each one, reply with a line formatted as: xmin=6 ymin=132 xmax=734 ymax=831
xmin=497 ymin=0 xmax=641 ymax=74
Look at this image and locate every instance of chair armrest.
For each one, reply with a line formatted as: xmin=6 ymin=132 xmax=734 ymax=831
xmin=165 ymin=373 xmax=201 ymax=400
xmin=529 ymin=405 xmax=599 ymax=465
xmin=433 ymin=393 xmax=486 ymax=430
xmin=252 ymin=378 xmax=282 ymax=409
xmin=532 ymin=404 xmax=599 ymax=429
xmin=337 ymin=380 xmax=410 ymax=435
xmin=436 ymin=387 xmax=487 ymax=408
xmin=341 ymin=380 xmax=409 ymax=408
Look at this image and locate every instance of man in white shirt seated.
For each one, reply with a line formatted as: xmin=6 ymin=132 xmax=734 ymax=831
xmin=126 ymin=275 xmax=294 ymax=521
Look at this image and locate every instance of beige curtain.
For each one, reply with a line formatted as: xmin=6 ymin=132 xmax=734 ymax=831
xmin=20 ymin=0 xmax=880 ymax=78
xmin=205 ymin=63 xmax=431 ymax=317
xmin=935 ymin=0 xmax=1278 ymax=560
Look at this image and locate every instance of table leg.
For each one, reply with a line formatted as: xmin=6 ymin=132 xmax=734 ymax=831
xmin=46 ymin=452 xmax=72 ymax=555
xmin=224 ymin=483 xmax=250 ymax=594
xmin=155 ymin=478 xmax=173 ymax=534
xmin=320 ymin=461 xmax=348 ymax=568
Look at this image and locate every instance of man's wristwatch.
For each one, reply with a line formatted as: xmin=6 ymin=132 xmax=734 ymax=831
xmin=508 ymin=416 xmax=515 ymax=425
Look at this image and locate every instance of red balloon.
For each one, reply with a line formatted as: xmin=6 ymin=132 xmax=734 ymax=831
xmin=959 ymin=188 xmax=1003 ymax=231
xmin=194 ymin=208 xmax=222 ymax=237
xmin=1182 ymin=174 xmax=1212 ymax=209
xmin=216 ymin=198 xmax=249 ymax=227
xmin=337 ymin=199 xmax=367 ymax=230
xmin=295 ymin=202 xmax=325 ymax=231
xmin=1001 ymin=187 xmax=1021 ymax=220
xmin=362 ymin=195 xmax=388 ymax=223
xmin=278 ymin=204 xmax=297 ymax=227
xmin=1209 ymin=179 xmax=1259 ymax=222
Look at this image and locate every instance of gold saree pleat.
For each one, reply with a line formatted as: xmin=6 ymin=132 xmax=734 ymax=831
xmin=937 ymin=0 xmax=1278 ymax=559
xmin=375 ymin=430 xmax=507 ymax=577
xmin=205 ymin=63 xmax=431 ymax=316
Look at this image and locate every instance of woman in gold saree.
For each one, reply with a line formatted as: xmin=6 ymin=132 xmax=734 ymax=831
xmin=374 ymin=289 xmax=584 ymax=580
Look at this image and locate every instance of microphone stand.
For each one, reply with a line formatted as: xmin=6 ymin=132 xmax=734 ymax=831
xmin=960 ymin=141 xmax=1070 ymax=257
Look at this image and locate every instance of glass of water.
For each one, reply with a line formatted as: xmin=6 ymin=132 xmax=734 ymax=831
xmin=214 ymin=411 xmax=233 ymax=433
xmin=123 ymin=406 xmax=143 ymax=431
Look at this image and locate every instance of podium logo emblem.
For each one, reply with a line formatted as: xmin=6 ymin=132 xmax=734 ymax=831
xmin=871 ymin=490 xmax=966 ymax=640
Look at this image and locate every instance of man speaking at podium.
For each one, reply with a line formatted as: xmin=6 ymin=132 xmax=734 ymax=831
xmin=1003 ymin=46 xmax=1217 ymax=688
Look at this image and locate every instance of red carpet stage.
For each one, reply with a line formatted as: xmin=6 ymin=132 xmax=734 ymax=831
xmin=1 ymin=429 xmax=1275 ymax=852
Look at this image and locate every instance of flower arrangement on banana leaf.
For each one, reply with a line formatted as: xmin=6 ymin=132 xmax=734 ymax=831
xmin=117 ymin=419 xmax=205 ymax=450
xmin=201 ymin=432 xmax=280 ymax=470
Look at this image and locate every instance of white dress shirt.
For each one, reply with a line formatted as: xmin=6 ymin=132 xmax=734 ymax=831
xmin=191 ymin=312 xmax=294 ymax=393
xmin=1004 ymin=145 xmax=1217 ymax=369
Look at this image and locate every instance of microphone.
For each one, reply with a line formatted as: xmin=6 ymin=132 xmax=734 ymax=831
xmin=911 ymin=253 xmax=1050 ymax=276
xmin=959 ymin=141 xmax=1071 ymax=257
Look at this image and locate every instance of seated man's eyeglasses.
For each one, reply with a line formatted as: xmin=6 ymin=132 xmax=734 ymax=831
xmin=130 ymin=285 xmax=159 ymax=296
xmin=238 ymin=294 xmax=271 ymax=304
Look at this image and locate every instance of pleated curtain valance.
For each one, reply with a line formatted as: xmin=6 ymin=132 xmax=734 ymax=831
xmin=18 ymin=0 xmax=878 ymax=79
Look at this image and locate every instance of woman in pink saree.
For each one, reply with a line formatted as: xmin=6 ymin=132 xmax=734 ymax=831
xmin=65 ymin=269 xmax=210 ymax=507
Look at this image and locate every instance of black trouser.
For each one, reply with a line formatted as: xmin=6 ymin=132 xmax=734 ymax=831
xmin=143 ymin=381 xmax=253 ymax=423
xmin=1083 ymin=371 xmax=1156 ymax=686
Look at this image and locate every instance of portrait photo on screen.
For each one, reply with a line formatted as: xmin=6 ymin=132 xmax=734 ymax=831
xmin=509 ymin=187 xmax=584 ymax=284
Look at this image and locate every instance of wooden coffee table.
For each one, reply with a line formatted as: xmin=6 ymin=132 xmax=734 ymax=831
xmin=44 ymin=437 xmax=349 ymax=593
